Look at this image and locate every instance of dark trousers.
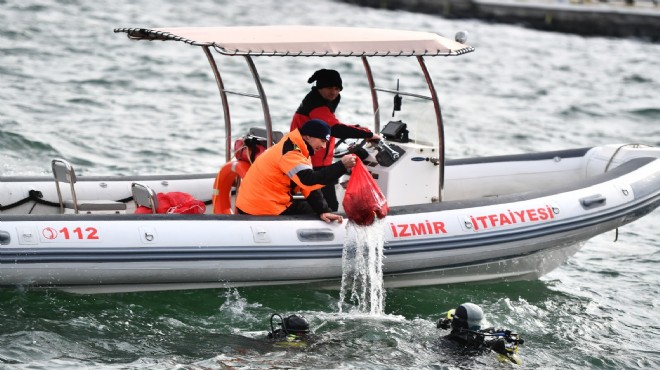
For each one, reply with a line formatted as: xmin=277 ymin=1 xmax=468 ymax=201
xmin=237 ymin=199 xmax=314 ymax=216
xmin=280 ymin=200 xmax=315 ymax=215
xmin=320 ymin=184 xmax=338 ymax=212
xmin=314 ymin=165 xmax=339 ymax=212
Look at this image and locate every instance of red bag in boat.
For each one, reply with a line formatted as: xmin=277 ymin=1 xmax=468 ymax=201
xmin=135 ymin=192 xmax=206 ymax=214
xmin=342 ymin=157 xmax=389 ymax=226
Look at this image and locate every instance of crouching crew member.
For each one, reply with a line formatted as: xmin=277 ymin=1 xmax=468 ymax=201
xmin=236 ymin=119 xmax=356 ymax=223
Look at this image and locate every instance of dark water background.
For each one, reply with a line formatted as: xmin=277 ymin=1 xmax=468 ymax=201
xmin=1 ymin=0 xmax=659 ymax=368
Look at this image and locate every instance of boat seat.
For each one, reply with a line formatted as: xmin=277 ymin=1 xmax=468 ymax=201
xmin=131 ymin=182 xmax=159 ymax=214
xmin=51 ymin=158 xmax=127 ymax=214
xmin=248 ymin=127 xmax=284 ymax=145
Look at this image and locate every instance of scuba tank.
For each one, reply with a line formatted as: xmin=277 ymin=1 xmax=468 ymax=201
xmin=437 ymin=304 xmax=524 ymax=365
xmin=268 ymin=313 xmax=310 ymax=348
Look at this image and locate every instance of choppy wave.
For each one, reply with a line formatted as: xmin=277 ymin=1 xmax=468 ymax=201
xmin=0 ymin=0 xmax=658 ymax=369
xmin=0 ymin=128 xmax=58 ymax=155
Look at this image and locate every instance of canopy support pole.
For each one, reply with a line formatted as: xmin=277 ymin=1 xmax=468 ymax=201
xmin=203 ymin=46 xmax=233 ymax=163
xmin=417 ymin=56 xmax=444 ymax=202
xmin=244 ymin=56 xmax=274 ymax=147
xmin=361 ymin=56 xmax=380 ymax=133
xmin=202 ymin=49 xmax=275 ymax=163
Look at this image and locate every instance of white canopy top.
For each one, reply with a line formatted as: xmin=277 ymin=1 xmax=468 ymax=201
xmin=114 ymin=25 xmax=474 ymax=57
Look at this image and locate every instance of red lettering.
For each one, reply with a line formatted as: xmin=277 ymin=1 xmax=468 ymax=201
xmin=411 ymin=223 xmax=426 ymax=236
xmin=433 ymin=222 xmax=447 ymax=234
xmin=390 ymin=221 xmax=448 ymax=238
xmin=470 ymin=216 xmax=479 ymax=231
xmin=488 ymin=214 xmax=498 ymax=227
xmin=499 ymin=213 xmax=512 ymax=225
xmin=399 ymin=224 xmax=411 ymax=237
xmin=527 ymin=209 xmax=538 ymax=221
xmin=59 ymin=227 xmax=70 ymax=239
xmin=390 ymin=223 xmax=398 ymax=237
xmin=86 ymin=227 xmax=99 ymax=240
xmin=476 ymin=216 xmax=489 ymax=229
xmin=467 ymin=205 xmax=556 ymax=232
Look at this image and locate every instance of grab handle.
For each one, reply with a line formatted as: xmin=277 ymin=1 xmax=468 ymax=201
xmin=297 ymin=228 xmax=335 ymax=242
xmin=580 ymin=194 xmax=606 ymax=210
xmin=0 ymin=230 xmax=10 ymax=245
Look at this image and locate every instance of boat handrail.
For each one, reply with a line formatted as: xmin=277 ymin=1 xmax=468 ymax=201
xmin=604 ymin=143 xmax=652 ymax=173
xmin=244 ymin=55 xmax=274 ymax=152
xmin=222 ymin=90 xmax=260 ymax=99
xmin=418 ymin=55 xmax=445 ymax=201
xmin=203 ymin=48 xmax=274 ymax=163
xmin=372 ymin=87 xmax=433 ymax=101
xmin=203 ymin=47 xmax=232 ymax=162
xmin=361 ymin=56 xmax=380 ymax=133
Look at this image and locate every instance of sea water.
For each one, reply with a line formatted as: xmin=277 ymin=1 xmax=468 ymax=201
xmin=339 ymin=219 xmax=387 ymax=315
xmin=1 ymin=0 xmax=659 ymax=368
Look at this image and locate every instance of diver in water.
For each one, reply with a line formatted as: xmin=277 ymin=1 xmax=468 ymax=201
xmin=267 ymin=313 xmax=311 ymax=348
xmin=437 ymin=303 xmax=524 ymax=364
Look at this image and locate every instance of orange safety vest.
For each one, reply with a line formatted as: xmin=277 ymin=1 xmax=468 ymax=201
xmin=236 ymin=130 xmax=323 ymax=215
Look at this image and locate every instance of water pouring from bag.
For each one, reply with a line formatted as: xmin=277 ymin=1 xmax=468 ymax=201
xmin=339 ymin=218 xmax=386 ymax=315
xmin=338 ymin=157 xmax=389 ymax=315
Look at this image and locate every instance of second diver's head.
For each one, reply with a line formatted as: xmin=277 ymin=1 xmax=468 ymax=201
xmin=268 ymin=313 xmax=311 ymax=347
xmin=283 ymin=314 xmax=310 ymax=336
xmin=451 ymin=303 xmax=484 ymax=332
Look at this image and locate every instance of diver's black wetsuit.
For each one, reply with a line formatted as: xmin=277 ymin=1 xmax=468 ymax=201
xmin=444 ymin=328 xmax=522 ymax=363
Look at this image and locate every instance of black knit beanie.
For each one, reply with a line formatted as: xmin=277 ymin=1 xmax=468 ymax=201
xmin=308 ymin=69 xmax=343 ymax=91
xmin=299 ymin=119 xmax=331 ymax=141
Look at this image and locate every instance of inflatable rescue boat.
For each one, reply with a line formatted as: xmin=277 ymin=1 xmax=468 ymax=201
xmin=0 ymin=26 xmax=658 ymax=293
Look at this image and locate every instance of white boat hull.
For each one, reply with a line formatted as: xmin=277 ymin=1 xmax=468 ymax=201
xmin=3 ymin=27 xmax=658 ymax=294
xmin=2 ymin=144 xmax=659 ymax=294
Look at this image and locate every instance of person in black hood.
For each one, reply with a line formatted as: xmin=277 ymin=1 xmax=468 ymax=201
xmin=290 ymin=69 xmax=380 ymax=211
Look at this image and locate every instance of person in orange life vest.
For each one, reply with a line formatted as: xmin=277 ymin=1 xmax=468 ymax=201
xmin=290 ymin=69 xmax=381 ymax=211
xmin=236 ymin=119 xmax=357 ymax=223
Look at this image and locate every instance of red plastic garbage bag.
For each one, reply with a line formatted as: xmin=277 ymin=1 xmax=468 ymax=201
xmin=342 ymin=157 xmax=389 ymax=226
xmin=135 ymin=192 xmax=206 ymax=214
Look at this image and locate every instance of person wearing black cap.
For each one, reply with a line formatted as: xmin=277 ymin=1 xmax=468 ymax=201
xmin=290 ymin=69 xmax=381 ymax=211
xmin=236 ymin=119 xmax=357 ymax=223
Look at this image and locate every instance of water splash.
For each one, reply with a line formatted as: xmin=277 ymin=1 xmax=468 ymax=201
xmin=338 ymin=218 xmax=386 ymax=315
